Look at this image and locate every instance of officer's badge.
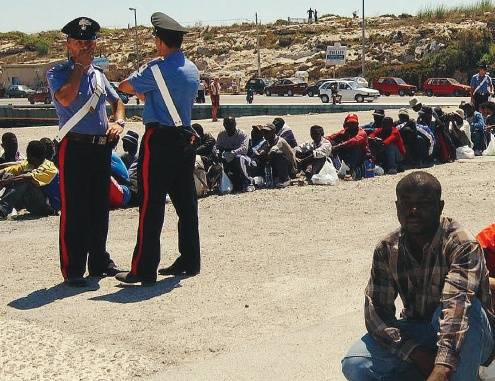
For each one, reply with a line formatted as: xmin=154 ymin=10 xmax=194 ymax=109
xmin=79 ymin=18 xmax=92 ymax=31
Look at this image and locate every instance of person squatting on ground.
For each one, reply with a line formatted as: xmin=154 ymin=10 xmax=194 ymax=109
xmin=192 ymin=123 xmax=216 ymax=170
xmin=0 ymin=133 xmax=23 ymax=165
xmin=120 ymin=130 xmax=139 ymax=169
xmin=47 ymin=17 xmax=126 ymax=287
xmin=116 ymin=12 xmax=200 ymax=286
xmin=295 ymin=125 xmax=332 ymax=181
xmin=0 ymin=140 xmax=59 ymax=219
xmin=369 ymin=116 xmax=406 ymax=174
xmin=251 ymin=123 xmax=296 ymax=188
xmin=461 ymin=102 xmax=487 ymax=155
xmin=214 ymin=116 xmax=253 ymax=192
xmin=327 ymin=113 xmax=370 ymax=177
xmin=272 ymin=117 xmax=298 ymax=148
xmin=342 ymin=171 xmax=495 ymax=381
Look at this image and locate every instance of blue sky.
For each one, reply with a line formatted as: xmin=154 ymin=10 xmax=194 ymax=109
xmin=0 ymin=0 xmax=485 ymax=32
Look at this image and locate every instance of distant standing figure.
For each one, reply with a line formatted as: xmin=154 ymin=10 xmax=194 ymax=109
xmin=471 ymin=63 xmax=493 ymax=112
xmin=307 ymin=8 xmax=314 ymax=23
xmin=210 ymin=78 xmax=221 ymax=122
xmin=196 ymin=79 xmax=205 ymax=103
xmin=314 ymin=9 xmax=318 ymax=23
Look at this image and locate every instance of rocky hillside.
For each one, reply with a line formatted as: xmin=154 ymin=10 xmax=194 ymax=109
xmin=1 ymin=7 xmax=495 ymax=87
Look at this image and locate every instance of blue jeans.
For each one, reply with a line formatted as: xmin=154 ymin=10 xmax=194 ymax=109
xmin=342 ymin=299 xmax=494 ymax=381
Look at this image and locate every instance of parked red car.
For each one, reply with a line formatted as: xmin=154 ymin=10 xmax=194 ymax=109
xmin=372 ymin=77 xmax=416 ymax=96
xmin=264 ymin=79 xmax=307 ymax=96
xmin=423 ymin=78 xmax=471 ymax=97
xmin=28 ymin=87 xmax=52 ymax=104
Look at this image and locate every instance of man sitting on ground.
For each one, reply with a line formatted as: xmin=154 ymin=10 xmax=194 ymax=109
xmin=461 ymin=102 xmax=487 ymax=155
xmin=120 ymin=130 xmax=139 ymax=169
xmin=327 ymin=113 xmax=370 ymax=179
xmin=396 ymin=109 xmax=433 ymax=168
xmin=215 ymin=116 xmax=253 ymax=192
xmin=449 ymin=109 xmax=473 ymax=151
xmin=0 ymin=140 xmax=59 ymax=218
xmin=273 ymin=117 xmax=298 ymax=148
xmin=342 ymin=171 xmax=495 ymax=381
xmin=295 ymin=125 xmax=332 ymax=181
xmin=363 ymin=109 xmax=385 ymax=135
xmin=193 ymin=123 xmax=216 ymax=170
xmin=0 ymin=132 xmax=22 ymax=165
xmin=369 ymin=116 xmax=406 ymax=174
xmin=251 ymin=123 xmax=296 ymax=188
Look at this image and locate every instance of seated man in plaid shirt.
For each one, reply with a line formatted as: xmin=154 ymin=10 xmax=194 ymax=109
xmin=342 ymin=171 xmax=495 ymax=381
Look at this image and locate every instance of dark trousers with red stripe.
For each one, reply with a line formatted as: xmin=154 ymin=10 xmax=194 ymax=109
xmin=130 ymin=126 xmax=200 ymax=281
xmin=59 ymin=139 xmax=113 ymax=280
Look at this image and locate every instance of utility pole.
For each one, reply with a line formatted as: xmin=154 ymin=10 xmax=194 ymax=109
xmin=361 ymin=0 xmax=366 ymax=77
xmin=256 ymin=12 xmax=261 ymax=78
xmin=129 ymin=7 xmax=139 ymax=71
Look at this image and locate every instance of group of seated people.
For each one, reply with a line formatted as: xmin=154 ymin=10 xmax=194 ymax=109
xmin=0 ymin=129 xmax=142 ymax=219
xmin=194 ymin=98 xmax=495 ymax=195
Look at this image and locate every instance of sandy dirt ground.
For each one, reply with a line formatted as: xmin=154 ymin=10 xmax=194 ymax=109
xmin=1 ymin=110 xmax=495 ymax=381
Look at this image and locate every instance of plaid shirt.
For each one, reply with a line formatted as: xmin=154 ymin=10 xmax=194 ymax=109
xmin=365 ymin=217 xmax=495 ymax=369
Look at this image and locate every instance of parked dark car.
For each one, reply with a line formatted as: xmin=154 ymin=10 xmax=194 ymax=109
xmin=5 ymin=84 xmax=35 ymax=98
xmin=423 ymin=78 xmax=471 ymax=97
xmin=264 ymin=79 xmax=307 ymax=96
xmin=110 ymin=82 xmax=130 ymax=104
xmin=304 ymin=79 xmax=332 ymax=97
xmin=28 ymin=87 xmax=52 ymax=104
xmin=245 ymin=78 xmax=272 ymax=95
xmin=372 ymin=77 xmax=416 ymax=96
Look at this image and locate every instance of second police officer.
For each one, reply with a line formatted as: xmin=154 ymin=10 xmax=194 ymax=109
xmin=47 ymin=17 xmax=126 ymax=287
xmin=116 ymin=12 xmax=201 ymax=286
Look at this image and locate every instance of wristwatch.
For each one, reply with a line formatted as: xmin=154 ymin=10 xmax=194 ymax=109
xmin=116 ymin=119 xmax=126 ymax=128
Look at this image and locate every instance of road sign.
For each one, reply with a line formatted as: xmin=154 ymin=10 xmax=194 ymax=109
xmin=325 ymin=43 xmax=347 ymax=66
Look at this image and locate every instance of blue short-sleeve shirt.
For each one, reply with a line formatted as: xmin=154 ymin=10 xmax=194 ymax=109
xmin=128 ymin=51 xmax=199 ymax=131
xmin=47 ymin=61 xmax=119 ymax=135
xmin=470 ymin=73 xmax=492 ymax=95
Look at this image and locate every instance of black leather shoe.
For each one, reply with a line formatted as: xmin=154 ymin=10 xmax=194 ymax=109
xmin=115 ymin=272 xmax=156 ymax=286
xmin=90 ymin=265 xmax=126 ymax=278
xmin=158 ymin=265 xmax=200 ymax=277
xmin=65 ymin=277 xmax=89 ymax=288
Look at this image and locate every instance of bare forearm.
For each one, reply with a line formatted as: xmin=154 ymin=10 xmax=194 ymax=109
xmin=54 ymin=65 xmax=85 ymax=107
xmin=111 ymin=100 xmax=125 ymax=121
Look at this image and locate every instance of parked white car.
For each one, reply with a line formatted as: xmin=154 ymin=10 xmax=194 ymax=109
xmin=340 ymin=77 xmax=369 ymax=88
xmin=319 ymin=80 xmax=380 ymax=103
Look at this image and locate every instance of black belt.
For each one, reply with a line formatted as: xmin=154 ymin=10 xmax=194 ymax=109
xmin=66 ymin=132 xmax=109 ymax=145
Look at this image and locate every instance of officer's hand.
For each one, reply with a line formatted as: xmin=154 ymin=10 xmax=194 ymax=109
xmin=106 ymin=123 xmax=124 ymax=142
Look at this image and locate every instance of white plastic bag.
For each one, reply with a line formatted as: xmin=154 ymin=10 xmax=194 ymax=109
xmin=483 ymin=134 xmax=495 ymax=156
xmin=311 ymin=159 xmax=338 ymax=186
xmin=219 ymin=169 xmax=233 ymax=195
xmin=456 ymin=146 xmax=475 ymax=160
xmin=480 ymin=363 xmax=495 ymax=381
xmin=374 ymin=165 xmax=385 ymax=176
xmin=338 ymin=160 xmax=350 ymax=178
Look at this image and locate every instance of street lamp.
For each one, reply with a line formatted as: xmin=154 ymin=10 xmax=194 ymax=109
xmin=361 ymin=0 xmax=366 ymax=77
xmin=129 ymin=7 xmax=139 ymax=71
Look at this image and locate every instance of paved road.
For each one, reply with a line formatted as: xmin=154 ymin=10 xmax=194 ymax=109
xmin=0 ymin=95 xmax=471 ymax=107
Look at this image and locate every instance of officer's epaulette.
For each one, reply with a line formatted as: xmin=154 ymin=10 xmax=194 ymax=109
xmin=138 ymin=58 xmax=162 ymax=73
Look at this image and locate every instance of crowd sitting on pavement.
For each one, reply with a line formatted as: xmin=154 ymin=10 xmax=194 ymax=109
xmin=2 ymin=97 xmax=495 ymax=219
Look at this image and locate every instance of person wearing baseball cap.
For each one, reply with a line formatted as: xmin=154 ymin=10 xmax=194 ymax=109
xmin=47 ymin=17 xmax=126 ymax=287
xmin=327 ymin=114 xmax=370 ymax=180
xmin=363 ymin=109 xmax=385 ymax=134
xmin=120 ymin=130 xmax=139 ymax=169
xmin=471 ymin=63 xmax=493 ymax=111
xmin=117 ymin=12 xmax=201 ymax=285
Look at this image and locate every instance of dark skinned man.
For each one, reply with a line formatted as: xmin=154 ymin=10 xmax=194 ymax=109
xmin=342 ymin=171 xmax=495 ymax=381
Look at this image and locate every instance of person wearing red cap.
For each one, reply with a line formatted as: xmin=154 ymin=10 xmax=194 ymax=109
xmin=327 ymin=114 xmax=370 ymax=179
xmin=369 ymin=117 xmax=406 ymax=174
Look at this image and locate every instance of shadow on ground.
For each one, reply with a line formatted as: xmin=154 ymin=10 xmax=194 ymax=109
xmin=89 ymin=276 xmax=182 ymax=304
xmin=7 ymin=278 xmax=101 ymax=310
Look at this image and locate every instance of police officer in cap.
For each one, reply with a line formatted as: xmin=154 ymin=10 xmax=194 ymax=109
xmin=116 ymin=12 xmax=200 ymax=286
xmin=47 ymin=17 xmax=126 ymax=287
